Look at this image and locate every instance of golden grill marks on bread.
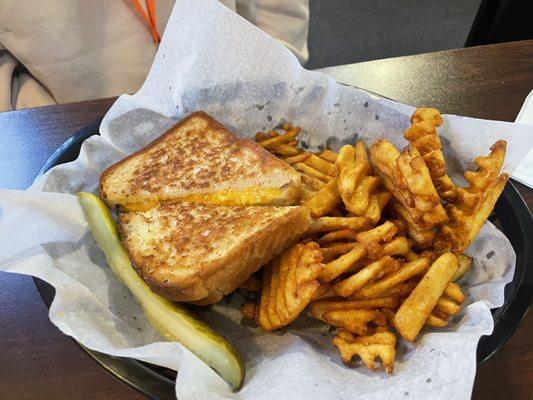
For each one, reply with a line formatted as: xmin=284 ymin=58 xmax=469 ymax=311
xmin=118 ymin=202 xmax=311 ymax=304
xmin=100 ymin=112 xmax=301 ymax=209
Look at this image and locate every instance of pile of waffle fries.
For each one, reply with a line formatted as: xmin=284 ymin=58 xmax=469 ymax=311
xmin=240 ymin=108 xmax=508 ymax=374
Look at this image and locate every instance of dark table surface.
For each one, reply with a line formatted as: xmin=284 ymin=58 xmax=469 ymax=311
xmin=1 ymin=40 xmax=532 ymax=400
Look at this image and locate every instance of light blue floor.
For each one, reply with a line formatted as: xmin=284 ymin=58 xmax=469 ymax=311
xmin=307 ymin=0 xmax=481 ymax=68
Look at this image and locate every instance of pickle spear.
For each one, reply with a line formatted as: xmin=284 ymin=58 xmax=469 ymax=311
xmin=77 ymin=192 xmax=245 ymax=391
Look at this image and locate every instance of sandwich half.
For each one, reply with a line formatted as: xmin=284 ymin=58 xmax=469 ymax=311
xmin=118 ymin=202 xmax=310 ymax=304
xmin=100 ymin=111 xmax=301 ymax=210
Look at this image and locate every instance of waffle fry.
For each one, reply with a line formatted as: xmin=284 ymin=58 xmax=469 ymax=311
xmin=356 ymin=221 xmax=397 ymax=245
xmin=404 ymin=108 xmax=457 ymax=201
xmin=393 ymin=253 xmax=458 ymax=341
xmin=294 ymin=162 xmax=332 ymax=182
xmin=364 ymin=190 xmax=391 ymax=224
xmin=437 ymin=140 xmax=508 ymax=254
xmin=257 ymin=242 xmax=324 ymax=331
xmin=270 ymin=144 xmax=301 ymax=157
xmin=300 ymin=172 xmax=326 ymax=191
xmin=390 ymin=200 xmax=436 ymax=247
xmin=453 ymin=255 xmax=473 ymax=281
xmin=336 ymin=142 xmax=383 ymax=218
xmin=370 ymin=140 xmax=448 ymax=245
xmin=312 ymin=283 xmax=337 ymax=301
xmin=350 ymin=258 xmax=430 ymax=300
xmin=259 ymin=127 xmax=301 ymax=150
xmin=305 ymin=179 xmax=342 ymax=217
xmin=319 ymin=243 xmax=366 ymax=282
xmin=426 ymin=282 xmax=465 ymax=327
xmin=310 ymin=303 xmax=387 ymax=335
xmin=353 ymin=221 xmax=409 ymax=260
xmin=333 ymin=328 xmax=396 ymax=373
xmin=332 ymin=256 xmax=399 ymax=297
xmin=311 ymin=298 xmax=400 ymax=311
xmin=308 ymin=216 xmax=370 ymax=233
xmin=319 ymin=149 xmax=338 ymax=163
xmin=250 ymin=111 xmax=509 ymax=376
xmin=304 ymin=154 xmax=336 ymax=176
xmin=285 ymin=153 xmax=312 ymax=165
xmin=319 ymin=229 xmax=359 ymax=244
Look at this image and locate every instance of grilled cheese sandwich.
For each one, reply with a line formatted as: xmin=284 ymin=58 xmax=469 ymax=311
xmin=100 ymin=112 xmax=301 ymax=209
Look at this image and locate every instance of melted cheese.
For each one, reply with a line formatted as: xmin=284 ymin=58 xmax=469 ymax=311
xmin=180 ymin=188 xmax=283 ymax=206
xmin=121 ymin=188 xmax=284 ymax=212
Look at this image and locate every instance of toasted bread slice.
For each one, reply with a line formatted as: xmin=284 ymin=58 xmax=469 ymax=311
xmin=118 ymin=202 xmax=311 ymax=304
xmin=100 ymin=112 xmax=301 ymax=209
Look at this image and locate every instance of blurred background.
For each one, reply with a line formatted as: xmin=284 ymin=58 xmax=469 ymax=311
xmin=307 ymin=0 xmax=480 ymax=68
xmin=1 ymin=0 xmax=532 ymax=111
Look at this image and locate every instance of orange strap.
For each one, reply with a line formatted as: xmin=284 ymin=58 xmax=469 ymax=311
xmin=131 ymin=0 xmax=160 ymax=43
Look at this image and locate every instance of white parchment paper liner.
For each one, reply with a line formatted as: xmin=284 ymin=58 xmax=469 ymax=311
xmin=1 ymin=0 xmax=531 ymax=399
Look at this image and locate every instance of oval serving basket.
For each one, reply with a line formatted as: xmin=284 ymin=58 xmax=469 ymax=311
xmin=35 ymin=118 xmax=533 ymax=400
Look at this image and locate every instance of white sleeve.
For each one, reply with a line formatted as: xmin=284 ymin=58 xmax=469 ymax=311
xmin=0 ymin=0 xmax=157 ymax=104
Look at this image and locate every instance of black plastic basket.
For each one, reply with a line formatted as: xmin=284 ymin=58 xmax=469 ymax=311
xmin=35 ymin=119 xmax=533 ymax=400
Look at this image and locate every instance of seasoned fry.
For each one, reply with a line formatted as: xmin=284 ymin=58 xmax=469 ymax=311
xmin=259 ymin=127 xmax=301 ymax=149
xmin=404 ymin=108 xmax=456 ymax=201
xmin=365 ymin=191 xmax=391 ymax=224
xmin=333 ymin=328 xmax=396 ymax=373
xmin=319 ymin=243 xmax=366 ymax=282
xmin=300 ymin=187 xmax=316 ymax=201
xmin=255 ymin=131 xmax=267 ymax=141
xmin=300 ymin=172 xmax=326 ymax=191
xmin=374 ymin=236 xmax=410 ymax=259
xmin=370 ymin=140 xmax=448 ymax=245
xmin=310 ymin=297 xmax=399 ymax=311
xmin=356 ymin=221 xmax=397 ymax=245
xmin=410 ymin=107 xmax=443 ymax=125
xmin=305 ymin=179 xmax=342 ymax=217
xmin=393 ymin=253 xmax=458 ymax=341
xmin=351 ymin=176 xmax=381 ymax=214
xmin=444 ymin=282 xmax=466 ymax=304
xmin=251 ymin=116 xmax=509 ymax=376
xmin=312 ymin=283 xmax=337 ymax=301
xmin=310 ymin=304 xmax=387 ymax=335
xmin=271 ymin=144 xmax=301 ymax=156
xmin=351 ymin=258 xmax=430 ymax=300
xmin=240 ymin=302 xmax=257 ymax=319
xmin=452 ymin=255 xmax=473 ymax=281
xmin=319 ymin=149 xmax=338 ymax=163
xmin=437 ymin=140 xmax=508 ymax=254
xmin=294 ymin=162 xmax=332 ymax=182
xmin=435 ymin=297 xmax=461 ymax=316
xmin=321 ymin=243 xmax=358 ymax=263
xmin=285 ymin=153 xmax=312 ymax=165
xmin=304 ymin=154 xmax=336 ymax=176
xmin=257 ymin=242 xmax=324 ymax=331
xmin=333 ymin=256 xmax=398 ymax=297
xmin=426 ymin=282 xmax=465 ymax=328
xmin=391 ymin=201 xmax=436 ymax=247
xmin=308 ymin=216 xmax=370 ymax=233
xmin=349 ymin=279 xmax=418 ymax=301
xmin=426 ymin=314 xmax=447 ymax=327
xmin=319 ymin=229 xmax=359 ymax=244
xmin=336 ymin=142 xmax=381 ymax=216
